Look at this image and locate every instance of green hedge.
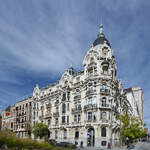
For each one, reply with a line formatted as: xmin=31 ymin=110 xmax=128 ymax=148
xmin=0 ymin=130 xmax=75 ymax=150
xmin=0 ymin=130 xmax=51 ymax=150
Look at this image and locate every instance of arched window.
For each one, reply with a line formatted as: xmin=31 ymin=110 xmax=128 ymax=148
xmin=101 ymin=61 xmax=109 ymax=75
xmin=62 ymin=103 xmax=66 ymax=113
xmin=102 ymin=97 xmax=106 ymax=107
xmin=101 ymin=127 xmax=106 ymax=137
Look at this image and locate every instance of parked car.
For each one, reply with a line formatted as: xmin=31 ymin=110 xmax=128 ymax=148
xmin=57 ymin=142 xmax=76 ymax=148
xmin=142 ymin=138 xmax=146 ymax=142
xmin=48 ymin=139 xmax=58 ymax=146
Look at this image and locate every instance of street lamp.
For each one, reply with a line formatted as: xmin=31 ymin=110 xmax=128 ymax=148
xmin=110 ymin=99 xmax=113 ymax=150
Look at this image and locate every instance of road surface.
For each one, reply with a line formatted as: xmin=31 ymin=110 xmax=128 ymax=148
xmin=78 ymin=139 xmax=150 ymax=150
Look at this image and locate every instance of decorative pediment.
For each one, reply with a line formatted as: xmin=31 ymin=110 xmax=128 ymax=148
xmin=33 ymin=84 xmax=40 ymax=98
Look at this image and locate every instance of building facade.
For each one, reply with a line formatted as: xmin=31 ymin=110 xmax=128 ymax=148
xmin=13 ymin=96 xmax=32 ymax=138
xmin=1 ymin=24 xmax=144 ymax=148
xmin=1 ymin=106 xmax=15 ymax=131
xmin=31 ymin=24 xmax=125 ymax=147
xmin=124 ymin=87 xmax=144 ymax=122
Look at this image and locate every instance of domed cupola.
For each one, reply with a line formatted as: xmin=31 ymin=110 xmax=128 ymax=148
xmin=93 ymin=24 xmax=111 ymax=47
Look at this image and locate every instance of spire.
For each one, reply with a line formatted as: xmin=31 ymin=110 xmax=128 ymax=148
xmin=93 ymin=24 xmax=111 ymax=47
xmin=99 ymin=24 xmax=103 ymax=34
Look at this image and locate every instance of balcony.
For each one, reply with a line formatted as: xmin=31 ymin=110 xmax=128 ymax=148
xmin=40 ymin=106 xmax=44 ymax=110
xmin=74 ymin=95 xmax=81 ymax=101
xmin=53 ymin=112 xmax=59 ymax=118
xmin=100 ymin=89 xmax=110 ymax=95
xmin=55 ymin=101 xmax=59 ymax=106
xmin=84 ymin=104 xmax=97 ymax=111
xmin=39 ymin=115 xmax=44 ymax=120
xmin=99 ymin=104 xmax=111 ymax=109
xmin=73 ymin=82 xmax=80 ymax=88
xmin=32 ymin=107 xmax=36 ymax=110
xmin=85 ymin=118 xmax=97 ymax=123
xmin=44 ymin=113 xmax=52 ymax=119
xmin=71 ymin=107 xmax=82 ymax=114
xmin=46 ymin=103 xmax=51 ymax=109
xmin=72 ymin=121 xmax=82 ymax=127
xmin=101 ymin=119 xmax=109 ymax=124
xmin=86 ymin=89 xmax=96 ymax=96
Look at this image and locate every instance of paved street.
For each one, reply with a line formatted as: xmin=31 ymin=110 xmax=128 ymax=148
xmin=78 ymin=140 xmax=150 ymax=150
xmin=134 ymin=140 xmax=150 ymax=150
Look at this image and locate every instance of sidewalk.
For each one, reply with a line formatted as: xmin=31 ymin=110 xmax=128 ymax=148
xmin=78 ymin=146 xmax=127 ymax=150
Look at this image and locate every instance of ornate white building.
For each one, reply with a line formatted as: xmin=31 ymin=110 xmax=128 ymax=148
xmin=1 ymin=24 xmax=144 ymax=148
xmin=31 ymin=24 xmax=126 ymax=148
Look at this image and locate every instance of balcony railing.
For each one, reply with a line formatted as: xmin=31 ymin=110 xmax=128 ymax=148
xmin=100 ymin=89 xmax=110 ymax=95
xmin=40 ymin=106 xmax=44 ymax=110
xmin=85 ymin=118 xmax=97 ymax=123
xmin=53 ymin=112 xmax=59 ymax=118
xmin=101 ymin=119 xmax=109 ymax=124
xmin=86 ymin=89 xmax=96 ymax=96
xmin=55 ymin=102 xmax=59 ymax=106
xmin=39 ymin=115 xmax=44 ymax=120
xmin=46 ymin=103 xmax=51 ymax=109
xmin=73 ymin=82 xmax=80 ymax=88
xmin=84 ymin=104 xmax=97 ymax=111
xmin=74 ymin=95 xmax=81 ymax=101
xmin=44 ymin=113 xmax=52 ymax=118
xmin=71 ymin=107 xmax=82 ymax=114
xmin=100 ymin=104 xmax=110 ymax=109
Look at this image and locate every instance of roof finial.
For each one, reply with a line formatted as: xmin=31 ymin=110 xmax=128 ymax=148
xmin=99 ymin=24 xmax=103 ymax=34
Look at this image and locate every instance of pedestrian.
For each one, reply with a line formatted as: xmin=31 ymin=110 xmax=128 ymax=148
xmin=80 ymin=141 xmax=83 ymax=148
xmin=127 ymin=143 xmax=135 ymax=150
xmin=108 ymin=142 xmax=110 ymax=149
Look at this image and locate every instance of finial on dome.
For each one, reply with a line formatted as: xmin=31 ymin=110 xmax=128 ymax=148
xmin=99 ymin=24 xmax=103 ymax=34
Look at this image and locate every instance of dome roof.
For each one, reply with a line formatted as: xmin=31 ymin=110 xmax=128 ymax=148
xmin=93 ymin=24 xmax=111 ymax=47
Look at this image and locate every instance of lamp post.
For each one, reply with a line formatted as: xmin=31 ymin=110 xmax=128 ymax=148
xmin=110 ymin=98 xmax=113 ymax=150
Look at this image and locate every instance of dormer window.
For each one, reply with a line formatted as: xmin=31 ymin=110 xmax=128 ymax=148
xmin=102 ymin=47 xmax=108 ymax=57
xmin=76 ymin=89 xmax=80 ymax=96
xmin=101 ymin=61 xmax=109 ymax=75
xmin=102 ymin=97 xmax=106 ymax=107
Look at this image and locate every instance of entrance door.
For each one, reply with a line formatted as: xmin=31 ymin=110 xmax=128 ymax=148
xmin=87 ymin=128 xmax=95 ymax=147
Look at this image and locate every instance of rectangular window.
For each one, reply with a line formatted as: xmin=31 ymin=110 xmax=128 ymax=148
xmin=56 ymin=106 xmax=59 ymax=112
xmin=55 ymin=118 xmax=58 ymax=125
xmin=62 ymin=93 xmax=66 ymax=101
xmin=78 ymin=114 xmax=81 ymax=122
xmin=64 ymin=130 xmax=67 ymax=139
xmin=62 ymin=116 xmax=65 ymax=124
xmin=48 ymin=119 xmax=50 ymax=125
xmin=67 ymin=116 xmax=69 ymax=124
xmin=88 ymin=112 xmax=92 ymax=121
xmin=67 ymin=103 xmax=69 ymax=111
xmin=75 ymin=131 xmax=79 ymax=139
xmin=55 ymin=130 xmax=58 ymax=139
xmin=67 ymin=92 xmax=70 ymax=100
xmin=74 ymin=114 xmax=77 ymax=122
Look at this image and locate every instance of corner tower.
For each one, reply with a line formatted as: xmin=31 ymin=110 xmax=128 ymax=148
xmin=83 ymin=24 xmax=117 ymax=81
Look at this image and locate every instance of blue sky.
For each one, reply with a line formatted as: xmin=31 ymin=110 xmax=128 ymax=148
xmin=0 ymin=0 xmax=150 ymax=129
